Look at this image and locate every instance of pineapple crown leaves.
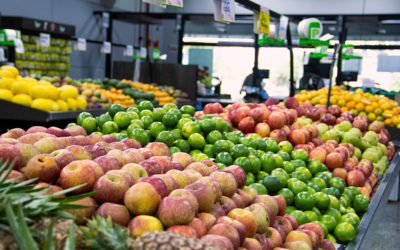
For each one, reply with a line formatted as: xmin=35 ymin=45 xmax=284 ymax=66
xmin=80 ymin=216 xmax=130 ymax=250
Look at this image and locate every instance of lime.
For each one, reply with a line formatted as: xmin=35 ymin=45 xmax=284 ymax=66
xmin=291 ymin=149 xmax=309 ymax=162
xmin=97 ymin=113 xmax=112 ymax=129
xmin=311 ymin=177 xmax=327 ymax=190
xmin=260 ymin=153 xmax=277 ymax=173
xmin=265 ymin=138 xmax=279 ymax=153
xmin=203 ymin=144 xmax=215 ymax=158
xmin=149 ymin=122 xmax=166 ymax=138
xmin=324 ymin=208 xmax=342 ymax=223
xmin=129 ymin=119 xmax=144 ymax=129
xmin=180 ymin=105 xmax=195 ymax=116
xmin=215 ymin=152 xmax=233 ymax=166
xmin=292 ymin=159 xmax=306 ymax=169
xmin=328 ymin=195 xmax=341 ymax=210
xmin=277 ymin=151 xmax=291 ymax=161
xmin=66 ymin=123 xmax=77 ymax=128
xmin=127 ymin=107 xmax=140 ymax=114
xmin=81 ymin=117 xmax=97 ymax=134
xmin=156 ymin=131 xmax=175 ymax=147
xmin=353 ymin=194 xmax=369 ymax=213
xmin=271 ymin=170 xmax=289 ymax=188
xmin=182 ymin=121 xmax=202 ymax=138
xmin=304 ymin=210 xmax=319 ymax=222
xmin=170 ymin=128 xmax=182 ymax=140
xmin=326 ymin=234 xmax=337 ymax=243
xmin=307 ymin=159 xmax=323 ymax=175
xmin=163 ymin=103 xmax=178 ymax=111
xmin=329 ymin=177 xmax=346 ymax=194
xmin=340 ymin=195 xmax=351 ymax=207
xmin=190 ymin=149 xmax=202 ymax=157
xmin=138 ymin=100 xmax=154 ymax=111
xmin=174 ymin=139 xmax=190 ymax=153
xmin=115 ymin=133 xmax=128 ymax=141
xmin=193 ymin=153 xmax=209 ymax=162
xmin=77 ymin=112 xmax=93 ymax=125
xmin=262 ymin=176 xmax=282 ymax=193
xmin=162 ymin=112 xmax=179 ymax=128
xmin=102 ymin=121 xmax=119 ymax=134
xmin=340 ymin=213 xmax=360 ymax=228
xmin=296 ymin=167 xmax=312 ymax=180
xmin=316 ymin=221 xmax=329 ymax=238
xmin=288 ymin=179 xmax=307 ymax=194
xmin=234 ymin=156 xmax=252 ymax=173
xmin=128 ymin=128 xmax=150 ymax=146
xmin=240 ymin=137 xmax=258 ymax=149
xmin=181 ymin=114 xmax=194 ymax=120
xmin=168 ymin=109 xmax=182 ymax=120
xmin=256 ymin=171 xmax=269 ymax=182
xmin=108 ymin=104 xmax=125 ymax=117
xmin=213 ymin=140 xmax=231 ymax=154
xmin=169 ymin=146 xmax=181 ymax=154
xmin=213 ymin=117 xmax=228 ymax=132
xmin=249 ymin=155 xmax=261 ymax=174
xmin=290 ymin=210 xmax=309 ymax=225
xmin=188 ymin=133 xmax=206 ymax=149
xmin=231 ymin=144 xmax=250 ymax=159
xmin=279 ymin=141 xmax=293 ymax=152
xmin=273 ymin=154 xmax=284 ymax=168
xmin=91 ymin=131 xmax=103 ymax=135
xmin=127 ymin=111 xmax=139 ymax=120
xmin=139 ymin=109 xmax=152 ymax=118
xmin=140 ymin=116 xmax=153 ymax=129
xmin=206 ymin=130 xmax=223 ymax=144
xmin=250 ymin=183 xmax=268 ymax=195
xmin=113 ymin=111 xmax=130 ymax=129
xmin=151 ymin=107 xmax=166 ymax=121
xmin=224 ymin=132 xmax=241 ymax=144
xmin=283 ymin=161 xmax=295 ymax=173
xmin=295 ymin=191 xmax=315 ymax=210
xmin=217 ymin=163 xmax=226 ymax=169
xmin=200 ymin=119 xmax=216 ymax=134
xmin=320 ymin=215 xmax=338 ymax=232
xmin=291 ymin=171 xmax=308 ymax=183
xmin=278 ymin=188 xmax=294 ymax=205
xmin=177 ymin=118 xmax=193 ymax=130
xmin=334 ymin=222 xmax=355 ymax=242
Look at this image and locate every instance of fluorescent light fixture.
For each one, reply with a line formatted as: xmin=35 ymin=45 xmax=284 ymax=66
xmin=381 ymin=20 xmax=400 ymax=24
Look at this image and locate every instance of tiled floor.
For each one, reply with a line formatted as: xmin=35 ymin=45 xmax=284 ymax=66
xmin=359 ymin=201 xmax=400 ymax=249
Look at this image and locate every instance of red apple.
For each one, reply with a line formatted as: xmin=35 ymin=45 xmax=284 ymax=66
xmin=169 ymin=189 xmax=199 ymax=213
xmin=24 ymin=154 xmax=59 ymax=183
xmin=145 ymin=142 xmax=170 ymax=156
xmin=274 ymin=216 xmax=293 ymax=235
xmin=185 ymin=181 xmax=216 ymax=212
xmin=197 ymin=212 xmax=216 ymax=230
xmin=228 ymin=208 xmax=257 ymax=237
xmin=92 ymin=172 xmax=130 ymax=203
xmin=97 ymin=202 xmax=131 ymax=226
xmin=201 ymin=234 xmax=234 ymax=250
xmin=347 ymin=170 xmax=366 ymax=187
xmin=139 ymin=159 xmax=162 ymax=176
xmin=208 ymin=223 xmax=240 ymax=249
xmin=264 ymin=226 xmax=283 ymax=249
xmin=66 ymin=197 xmax=96 ymax=224
xmin=224 ymin=165 xmax=247 ymax=188
xmin=284 ymin=214 xmax=298 ymax=230
xmin=245 ymin=203 xmax=270 ymax=234
xmin=124 ymin=182 xmax=161 ymax=215
xmin=189 ymin=218 xmax=207 ymax=237
xmin=157 ymin=196 xmax=195 ymax=227
xmin=238 ymin=116 xmax=256 ymax=133
xmin=171 ymin=152 xmax=194 ymax=168
xmin=268 ymin=111 xmax=286 ymax=129
xmin=34 ymin=182 xmax=64 ymax=198
xmin=242 ymin=238 xmax=262 ymax=250
xmin=124 ymin=148 xmax=145 ymax=164
xmin=255 ymin=122 xmax=271 ymax=137
xmin=166 ymin=169 xmax=191 ymax=188
xmin=121 ymin=163 xmax=148 ymax=182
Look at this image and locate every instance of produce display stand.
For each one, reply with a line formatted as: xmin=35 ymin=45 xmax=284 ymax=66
xmin=345 ymin=151 xmax=400 ymax=250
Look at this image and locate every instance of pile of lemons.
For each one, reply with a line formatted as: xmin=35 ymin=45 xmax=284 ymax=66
xmin=295 ymin=86 xmax=400 ymax=127
xmin=0 ymin=66 xmax=87 ymax=112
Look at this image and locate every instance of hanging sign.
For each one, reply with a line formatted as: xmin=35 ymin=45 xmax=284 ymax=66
xmin=254 ymin=6 xmax=270 ymax=34
xmin=143 ymin=0 xmax=166 ymax=8
xmin=124 ymin=45 xmax=134 ymax=57
xmin=39 ymin=33 xmax=50 ymax=47
xmin=163 ymin=0 xmax=183 ymax=7
xmin=74 ymin=38 xmax=87 ymax=51
xmin=214 ymin=0 xmax=235 ymax=23
xmin=101 ymin=41 xmax=111 ymax=54
xmin=278 ymin=15 xmax=289 ymax=39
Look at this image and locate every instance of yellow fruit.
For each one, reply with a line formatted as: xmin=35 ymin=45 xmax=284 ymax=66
xmin=371 ymin=102 xmax=379 ymax=108
xmin=365 ymin=105 xmax=373 ymax=113
xmin=11 ymin=81 xmax=29 ymax=94
xmin=0 ymin=70 xmax=15 ymax=79
xmin=346 ymin=101 xmax=355 ymax=109
xmin=59 ymin=86 xmax=79 ymax=100
xmin=341 ymin=107 xmax=348 ymax=112
xmin=1 ymin=66 xmax=19 ymax=77
xmin=392 ymin=115 xmax=400 ymax=125
xmin=368 ymin=113 xmax=376 ymax=121
xmin=11 ymin=94 xmax=32 ymax=106
xmin=337 ymin=99 xmax=346 ymax=107
xmin=0 ymin=78 xmax=14 ymax=89
xmin=67 ymin=98 xmax=77 ymax=111
xmin=29 ymin=85 xmax=48 ymax=99
xmin=355 ymin=103 xmax=364 ymax=112
xmin=31 ymin=98 xmax=53 ymax=111
xmin=47 ymin=86 xmax=59 ymax=100
xmin=56 ymin=100 xmax=69 ymax=111
xmin=374 ymin=108 xmax=382 ymax=115
xmin=0 ymin=89 xmax=13 ymax=101
xmin=49 ymin=100 xmax=59 ymax=111
xmin=384 ymin=119 xmax=391 ymax=125
xmin=76 ymin=96 xmax=87 ymax=110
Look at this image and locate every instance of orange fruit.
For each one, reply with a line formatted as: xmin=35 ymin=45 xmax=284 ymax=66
xmin=355 ymin=103 xmax=364 ymax=112
xmin=347 ymin=101 xmax=355 ymax=109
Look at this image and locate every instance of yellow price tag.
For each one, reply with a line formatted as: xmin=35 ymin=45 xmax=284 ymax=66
xmin=259 ymin=7 xmax=270 ymax=34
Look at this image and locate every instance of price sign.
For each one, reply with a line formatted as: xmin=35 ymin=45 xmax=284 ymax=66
xmin=214 ymin=0 xmax=235 ymax=23
xmin=143 ymin=0 xmax=166 ymax=8
xmin=163 ymin=0 xmax=183 ymax=7
xmin=101 ymin=41 xmax=111 ymax=54
xmin=278 ymin=15 xmax=289 ymax=39
xmin=14 ymin=39 xmax=25 ymax=53
xmin=75 ymin=38 xmax=86 ymax=51
xmin=39 ymin=33 xmax=50 ymax=47
xmin=124 ymin=45 xmax=134 ymax=57
xmin=254 ymin=6 xmax=269 ymax=34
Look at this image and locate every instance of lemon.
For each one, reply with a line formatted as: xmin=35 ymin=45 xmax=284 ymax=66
xmin=76 ymin=96 xmax=87 ymax=110
xmin=38 ymin=80 xmax=52 ymax=86
xmin=59 ymin=85 xmax=79 ymax=100
xmin=67 ymin=98 xmax=77 ymax=111
xmin=11 ymin=81 xmax=29 ymax=94
xmin=56 ymin=99 xmax=69 ymax=111
xmin=0 ymin=70 xmax=15 ymax=79
xmin=29 ymin=85 xmax=49 ymax=99
xmin=0 ymin=89 xmax=13 ymax=101
xmin=31 ymin=98 xmax=53 ymax=111
xmin=49 ymin=100 xmax=59 ymax=111
xmin=0 ymin=78 xmax=14 ymax=89
xmin=47 ymin=86 xmax=59 ymax=100
xmin=11 ymin=94 xmax=32 ymax=106
xmin=1 ymin=66 xmax=19 ymax=78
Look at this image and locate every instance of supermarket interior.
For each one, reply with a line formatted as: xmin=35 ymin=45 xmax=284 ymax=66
xmin=0 ymin=0 xmax=399 ymax=249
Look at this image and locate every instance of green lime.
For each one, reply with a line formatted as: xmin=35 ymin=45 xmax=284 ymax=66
xmin=353 ymin=194 xmax=369 ymax=213
xmin=201 ymin=114 xmax=213 ymax=120
xmin=190 ymin=149 xmax=202 ymax=157
xmin=102 ymin=121 xmax=119 ymax=134
xmin=319 ymin=214 xmax=337 ymax=232
xmin=262 ymin=176 xmax=282 ymax=193
xmin=343 ymin=188 xmax=355 ymax=203
xmin=177 ymin=118 xmax=193 ymax=129
xmin=249 ymin=155 xmax=261 ymax=174
xmin=168 ymin=109 xmax=182 ymax=120
xmin=292 ymin=159 xmax=306 ymax=169
xmin=97 ymin=113 xmax=112 ymax=128
xmin=128 ymin=128 xmax=150 ymax=146
xmin=304 ymin=210 xmax=319 ymax=222
xmin=291 ymin=149 xmax=309 ymax=162
xmin=282 ymin=161 xmax=295 ymax=174
xmin=260 ymin=153 xmax=277 ymax=173
xmin=108 ymin=104 xmax=125 ymax=117
xmin=193 ymin=153 xmax=209 ymax=162
xmin=278 ymin=141 xmax=293 ymax=152
xmin=127 ymin=106 xmax=140 ymax=114
xmin=308 ymin=182 xmax=321 ymax=192
xmin=288 ymin=179 xmax=308 ymax=194
xmin=328 ymin=195 xmax=341 ymax=210
xmin=271 ymin=170 xmax=289 ymax=188
xmin=156 ymin=131 xmax=175 ymax=147
xmin=326 ymin=234 xmax=337 ymax=243
xmin=255 ymin=138 xmax=268 ymax=151
xmin=347 ymin=186 xmax=362 ymax=197
xmin=206 ymin=130 xmax=223 ymax=144
xmin=215 ymin=152 xmax=233 ymax=166
xmin=169 ymin=146 xmax=181 ymax=155
xmin=170 ymin=128 xmax=183 ymax=140
xmin=127 ymin=111 xmax=139 ymax=120
xmin=181 ymin=114 xmax=194 ymax=120
xmin=250 ymin=183 xmax=268 ymax=195
xmin=174 ymin=139 xmax=190 ymax=153
xmin=163 ymin=103 xmax=178 ymax=111
xmin=115 ymin=133 xmax=128 ymax=141
xmin=334 ymin=222 xmax=355 ymax=242
xmin=82 ymin=117 xmax=97 ymax=134
xmin=340 ymin=195 xmax=351 ymax=207
xmin=278 ymin=188 xmax=294 ymax=205
xmin=265 ymin=138 xmax=279 ymax=153
xmin=140 ymin=109 xmax=153 ymax=118
xmin=324 ymin=208 xmax=342 ymax=224
xmin=311 ymin=177 xmax=327 ymax=190
xmin=199 ymin=119 xmax=216 ymax=134
xmin=290 ymin=210 xmax=309 ymax=225
xmin=273 ymin=154 xmax=284 ymax=168
xmin=149 ymin=122 xmax=166 ymax=138
xmin=213 ymin=117 xmax=228 ymax=132
xmin=240 ymin=137 xmax=258 ymax=149
xmin=188 ymin=133 xmax=206 ymax=149
xmin=138 ymin=100 xmax=154 ymax=111
xmin=182 ymin=121 xmax=202 ymax=138
xmin=90 ymin=131 xmax=103 ymax=135
xmin=296 ymin=167 xmax=312 ymax=180
xmin=340 ymin=213 xmax=360 ymax=228
xmin=162 ymin=112 xmax=179 ymax=128
xmin=291 ymin=171 xmax=308 ymax=183
xmin=314 ymin=192 xmax=331 ymax=210
xmin=322 ymin=187 xmax=341 ymax=199
xmin=77 ymin=112 xmax=93 ymax=125
xmin=246 ymin=172 xmax=255 ymax=185
xmin=277 ymin=151 xmax=291 ymax=161
xmin=234 ymin=157 xmax=252 ymax=173
xmin=217 ymin=163 xmax=226 ymax=169
xmin=129 ymin=119 xmax=144 ymax=129
xmin=203 ymin=144 xmax=214 ymax=158
xmin=180 ymin=105 xmax=195 ymax=116
xmin=151 ymin=107 xmax=166 ymax=121
xmin=224 ymin=131 xmax=242 ymax=144
xmin=256 ymin=171 xmax=269 ymax=182
xmin=329 ymin=177 xmax=346 ymax=194
xmin=295 ymin=191 xmax=315 ymax=210
xmin=66 ymin=123 xmax=77 ymax=128
xmin=113 ymin=111 xmax=130 ymax=129
xmin=213 ymin=140 xmax=231 ymax=154
xmin=231 ymin=144 xmax=250 ymax=159
xmin=316 ymin=221 xmax=329 ymax=238
xmin=286 ymin=206 xmax=296 ymax=214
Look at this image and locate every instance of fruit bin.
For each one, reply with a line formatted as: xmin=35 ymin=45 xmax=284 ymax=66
xmin=0 ymin=99 xmax=107 ymax=122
